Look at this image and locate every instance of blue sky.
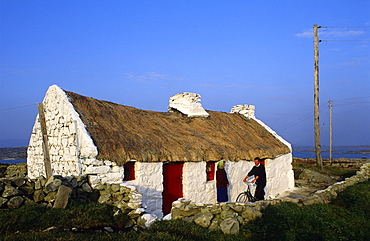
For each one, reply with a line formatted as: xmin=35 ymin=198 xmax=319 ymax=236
xmin=1 ymin=1 xmax=369 ymax=148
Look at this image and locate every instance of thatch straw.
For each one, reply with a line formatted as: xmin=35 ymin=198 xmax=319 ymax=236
xmin=66 ymin=91 xmax=290 ymax=165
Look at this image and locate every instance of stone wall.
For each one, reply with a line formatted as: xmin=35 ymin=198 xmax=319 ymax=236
xmin=171 ymin=198 xmax=264 ymax=234
xmin=0 ymin=163 xmax=150 ymax=230
xmin=170 ymin=161 xmax=370 ymax=234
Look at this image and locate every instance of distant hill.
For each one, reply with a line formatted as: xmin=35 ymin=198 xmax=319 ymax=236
xmin=0 ymin=147 xmax=27 ymax=160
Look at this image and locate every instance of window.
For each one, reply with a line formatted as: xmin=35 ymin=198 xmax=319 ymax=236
xmin=206 ymin=162 xmax=216 ymax=181
xmin=123 ymin=162 xmax=135 ymax=181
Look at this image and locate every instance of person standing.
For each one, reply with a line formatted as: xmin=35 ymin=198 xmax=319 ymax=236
xmin=243 ymin=157 xmax=266 ymax=201
xmin=216 ymin=160 xmax=229 ymax=203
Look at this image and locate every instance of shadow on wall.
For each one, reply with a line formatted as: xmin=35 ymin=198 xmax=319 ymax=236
xmin=135 ymin=185 xmax=163 ymax=218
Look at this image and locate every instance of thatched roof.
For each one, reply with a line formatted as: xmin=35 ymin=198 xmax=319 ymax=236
xmin=66 ymin=91 xmax=290 ymax=165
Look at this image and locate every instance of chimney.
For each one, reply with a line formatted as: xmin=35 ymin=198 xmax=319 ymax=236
xmin=230 ymin=105 xmax=255 ymax=118
xmin=168 ymin=92 xmax=209 ymax=118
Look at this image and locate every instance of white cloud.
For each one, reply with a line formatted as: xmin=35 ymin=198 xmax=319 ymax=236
xmin=296 ymin=29 xmax=365 ymax=39
xmin=296 ymin=29 xmax=313 ymax=38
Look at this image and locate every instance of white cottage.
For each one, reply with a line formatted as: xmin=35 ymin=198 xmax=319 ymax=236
xmin=27 ymin=85 xmax=294 ymax=218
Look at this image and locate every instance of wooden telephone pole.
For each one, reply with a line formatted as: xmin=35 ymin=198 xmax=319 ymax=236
xmin=314 ymin=24 xmax=323 ymax=170
xmin=329 ymin=100 xmax=333 ymax=164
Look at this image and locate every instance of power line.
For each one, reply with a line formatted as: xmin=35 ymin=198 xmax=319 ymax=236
xmin=0 ymin=104 xmax=37 ymax=112
xmin=332 ymin=101 xmax=370 ymax=107
xmin=276 ymin=114 xmax=312 ymax=132
xmin=330 ymin=96 xmax=370 ymax=106
xmin=275 ymin=99 xmax=369 ymax=132
xmin=276 ymin=106 xmax=329 ymax=132
xmin=331 ymin=96 xmax=370 ymax=102
xmin=318 ymin=25 xmax=370 ymax=42
xmin=321 ymin=26 xmax=370 ymax=28
xmin=320 ymin=40 xmax=370 ymax=42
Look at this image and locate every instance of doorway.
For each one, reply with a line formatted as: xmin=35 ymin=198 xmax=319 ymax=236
xmin=162 ymin=162 xmax=184 ymax=215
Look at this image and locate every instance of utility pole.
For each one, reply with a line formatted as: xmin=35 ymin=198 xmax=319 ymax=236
xmin=329 ymin=100 xmax=333 ymax=164
xmin=314 ymin=24 xmax=323 ymax=170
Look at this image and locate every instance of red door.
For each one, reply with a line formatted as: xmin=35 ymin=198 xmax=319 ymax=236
xmin=162 ymin=162 xmax=184 ymax=215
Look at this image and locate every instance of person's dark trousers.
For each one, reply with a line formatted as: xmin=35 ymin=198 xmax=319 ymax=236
xmin=255 ymin=183 xmax=266 ymax=201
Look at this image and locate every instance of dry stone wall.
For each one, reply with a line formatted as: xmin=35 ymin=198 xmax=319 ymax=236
xmin=0 ymin=162 xmax=149 ymax=230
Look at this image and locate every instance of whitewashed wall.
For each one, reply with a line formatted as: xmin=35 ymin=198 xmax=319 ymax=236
xmin=183 ymin=162 xmax=216 ymax=204
xmin=181 ymin=154 xmax=294 ymax=205
xmin=226 ymin=153 xmax=294 ymax=201
xmin=27 ymin=85 xmax=98 ymax=178
xmin=226 ymin=160 xmax=254 ymax=202
xmin=131 ymin=162 xmax=164 ymax=218
xmin=85 ymin=159 xmax=124 ymax=185
xmin=265 ymin=153 xmax=295 ymax=199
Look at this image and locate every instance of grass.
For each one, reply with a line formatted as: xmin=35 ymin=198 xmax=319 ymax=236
xmin=0 ymin=201 xmax=131 ymax=239
xmin=251 ymin=179 xmax=370 ymax=241
xmin=1 ymin=179 xmax=369 ymax=240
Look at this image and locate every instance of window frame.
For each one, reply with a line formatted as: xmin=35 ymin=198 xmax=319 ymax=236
xmin=206 ymin=161 xmax=216 ymax=181
xmin=123 ymin=162 xmax=135 ymax=181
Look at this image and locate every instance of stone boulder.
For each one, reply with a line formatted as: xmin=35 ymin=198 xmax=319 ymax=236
xmin=53 ymin=185 xmax=72 ymax=209
xmin=2 ymin=184 xmax=22 ymax=197
xmin=220 ymin=218 xmax=239 ymax=234
xmin=241 ymin=206 xmax=262 ymax=221
xmin=45 ymin=176 xmax=63 ymax=192
xmin=193 ymin=212 xmax=214 ymax=228
xmin=0 ymin=197 xmax=8 ymax=207
xmin=11 ymin=177 xmax=25 ymax=187
xmin=208 ymin=217 xmax=221 ymax=231
xmin=4 ymin=162 xmax=27 ymax=178
xmin=7 ymin=196 xmax=24 ymax=208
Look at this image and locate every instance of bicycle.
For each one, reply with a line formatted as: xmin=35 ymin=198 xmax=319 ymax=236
xmin=236 ymin=182 xmax=256 ymax=202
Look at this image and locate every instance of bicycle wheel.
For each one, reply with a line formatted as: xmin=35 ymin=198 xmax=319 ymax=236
xmin=236 ymin=192 xmax=249 ymax=202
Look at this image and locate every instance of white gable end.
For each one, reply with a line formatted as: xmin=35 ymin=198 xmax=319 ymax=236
xmin=27 ymin=85 xmax=98 ymax=178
